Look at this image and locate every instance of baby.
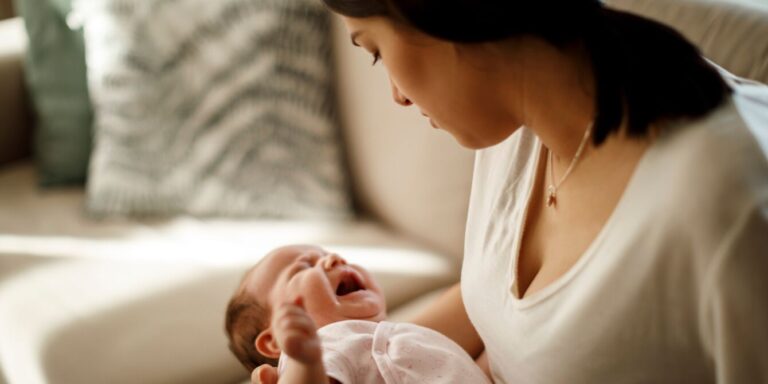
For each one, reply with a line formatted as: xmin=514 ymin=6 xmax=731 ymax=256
xmin=225 ymin=244 xmax=491 ymax=384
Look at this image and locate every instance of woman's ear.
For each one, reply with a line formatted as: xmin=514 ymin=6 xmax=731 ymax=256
xmin=255 ymin=327 xmax=281 ymax=359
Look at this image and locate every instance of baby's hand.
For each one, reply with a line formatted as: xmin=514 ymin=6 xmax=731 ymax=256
xmin=273 ymin=297 xmax=322 ymax=365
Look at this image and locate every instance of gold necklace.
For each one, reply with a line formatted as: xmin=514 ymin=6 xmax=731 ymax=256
xmin=546 ymin=123 xmax=593 ymax=208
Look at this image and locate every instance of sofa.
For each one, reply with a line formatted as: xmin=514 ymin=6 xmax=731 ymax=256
xmin=1 ymin=0 xmax=766 ymax=383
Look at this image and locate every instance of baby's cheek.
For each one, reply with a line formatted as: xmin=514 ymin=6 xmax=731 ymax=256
xmin=304 ymin=298 xmax=344 ymax=328
xmin=299 ymin=272 xmax=335 ymax=304
xmin=357 ymin=267 xmax=383 ymax=295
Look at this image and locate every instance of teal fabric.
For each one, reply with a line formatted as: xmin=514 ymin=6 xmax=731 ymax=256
xmin=14 ymin=0 xmax=92 ymax=186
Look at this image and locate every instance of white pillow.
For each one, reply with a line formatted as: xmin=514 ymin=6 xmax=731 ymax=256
xmin=75 ymin=0 xmax=352 ymax=219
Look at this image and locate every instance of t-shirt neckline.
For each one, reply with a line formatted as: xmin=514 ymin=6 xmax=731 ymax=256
xmin=507 ymin=131 xmax=657 ymax=310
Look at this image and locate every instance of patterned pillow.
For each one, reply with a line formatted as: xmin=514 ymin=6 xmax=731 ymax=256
xmin=74 ymin=0 xmax=352 ymax=219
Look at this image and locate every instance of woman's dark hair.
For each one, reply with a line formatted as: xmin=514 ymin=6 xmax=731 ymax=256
xmin=322 ymin=0 xmax=731 ymax=145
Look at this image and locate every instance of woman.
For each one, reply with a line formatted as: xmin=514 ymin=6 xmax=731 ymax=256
xmin=253 ymin=0 xmax=768 ymax=382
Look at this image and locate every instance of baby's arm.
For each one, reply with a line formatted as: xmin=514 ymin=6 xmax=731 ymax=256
xmin=273 ymin=299 xmax=339 ymax=384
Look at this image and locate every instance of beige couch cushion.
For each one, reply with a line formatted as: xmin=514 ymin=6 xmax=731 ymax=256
xmin=0 ymin=253 xmax=453 ymax=384
xmin=0 ymin=162 xmax=457 ymax=384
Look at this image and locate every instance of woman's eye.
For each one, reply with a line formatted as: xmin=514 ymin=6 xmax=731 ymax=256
xmin=371 ymin=52 xmax=381 ymax=66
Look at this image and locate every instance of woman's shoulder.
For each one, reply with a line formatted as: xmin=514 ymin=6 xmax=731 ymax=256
xmin=645 ymin=88 xmax=768 ymax=234
xmin=663 ymin=87 xmax=768 ymax=186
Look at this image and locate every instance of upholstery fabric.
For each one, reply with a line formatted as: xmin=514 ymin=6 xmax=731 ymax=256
xmin=78 ymin=0 xmax=352 ymax=219
xmin=0 ymin=163 xmax=456 ymax=384
xmin=13 ymin=0 xmax=93 ymax=186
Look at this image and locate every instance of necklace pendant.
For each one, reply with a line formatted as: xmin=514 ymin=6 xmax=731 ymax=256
xmin=546 ymin=185 xmax=557 ymax=207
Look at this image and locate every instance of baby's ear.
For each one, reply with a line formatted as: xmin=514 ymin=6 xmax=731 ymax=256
xmin=255 ymin=327 xmax=281 ymax=359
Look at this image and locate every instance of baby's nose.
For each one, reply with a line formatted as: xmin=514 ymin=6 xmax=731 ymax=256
xmin=321 ymin=253 xmax=346 ymax=270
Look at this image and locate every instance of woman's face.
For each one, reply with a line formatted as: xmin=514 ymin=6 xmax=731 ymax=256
xmin=342 ymin=16 xmax=523 ymax=149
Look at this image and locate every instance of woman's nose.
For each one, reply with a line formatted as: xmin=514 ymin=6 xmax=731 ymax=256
xmin=321 ymin=253 xmax=346 ymax=270
xmin=390 ymin=80 xmax=412 ymax=107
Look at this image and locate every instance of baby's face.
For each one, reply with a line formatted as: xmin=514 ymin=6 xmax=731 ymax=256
xmin=242 ymin=245 xmax=386 ymax=328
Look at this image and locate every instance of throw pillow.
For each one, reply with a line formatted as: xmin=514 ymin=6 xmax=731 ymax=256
xmin=75 ymin=0 xmax=352 ymax=219
xmin=13 ymin=0 xmax=93 ymax=186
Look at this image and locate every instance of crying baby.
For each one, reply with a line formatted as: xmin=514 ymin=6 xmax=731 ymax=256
xmin=225 ymin=244 xmax=491 ymax=384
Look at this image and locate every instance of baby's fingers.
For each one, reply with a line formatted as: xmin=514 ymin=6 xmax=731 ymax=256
xmin=282 ymin=329 xmax=322 ymax=364
xmin=273 ymin=300 xmax=322 ymax=364
xmin=275 ymin=304 xmax=317 ymax=335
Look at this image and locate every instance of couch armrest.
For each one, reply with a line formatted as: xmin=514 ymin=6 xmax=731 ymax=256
xmin=0 ymin=17 xmax=32 ymax=167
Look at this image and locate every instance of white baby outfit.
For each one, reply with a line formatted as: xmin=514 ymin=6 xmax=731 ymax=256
xmin=278 ymin=320 xmax=491 ymax=384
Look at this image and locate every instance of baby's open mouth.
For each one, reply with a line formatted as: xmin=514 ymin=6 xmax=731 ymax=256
xmin=335 ymin=271 xmax=366 ymax=296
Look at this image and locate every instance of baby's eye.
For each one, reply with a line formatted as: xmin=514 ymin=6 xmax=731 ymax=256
xmin=298 ymin=253 xmax=320 ymax=266
xmin=287 ymin=259 xmax=312 ymax=279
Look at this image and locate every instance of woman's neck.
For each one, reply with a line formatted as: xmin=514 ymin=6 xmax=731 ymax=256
xmin=507 ymin=38 xmax=599 ymax=161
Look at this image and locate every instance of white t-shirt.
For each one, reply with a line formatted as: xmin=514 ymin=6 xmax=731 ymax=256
xmin=462 ymin=73 xmax=768 ymax=383
xmin=277 ymin=320 xmax=491 ymax=384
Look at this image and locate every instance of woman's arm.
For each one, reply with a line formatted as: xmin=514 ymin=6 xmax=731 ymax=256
xmin=702 ymin=202 xmax=768 ymax=382
xmin=408 ymin=282 xmax=485 ymax=359
xmin=476 ymin=350 xmax=492 ymax=380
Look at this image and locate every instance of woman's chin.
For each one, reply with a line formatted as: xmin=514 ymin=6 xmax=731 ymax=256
xmin=454 ymin=135 xmax=485 ymax=150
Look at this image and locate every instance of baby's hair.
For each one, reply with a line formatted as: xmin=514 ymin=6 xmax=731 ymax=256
xmin=225 ymin=267 xmax=279 ymax=370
